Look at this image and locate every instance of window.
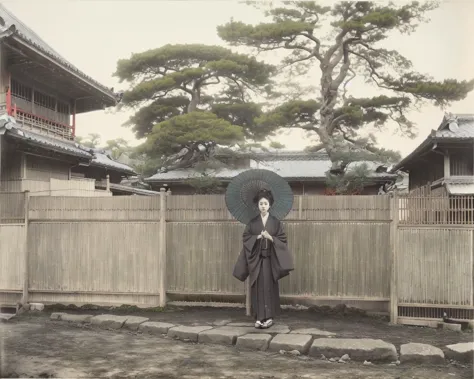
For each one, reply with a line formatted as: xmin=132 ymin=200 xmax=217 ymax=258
xmin=11 ymin=79 xmax=32 ymax=101
xmin=34 ymin=90 xmax=56 ymax=111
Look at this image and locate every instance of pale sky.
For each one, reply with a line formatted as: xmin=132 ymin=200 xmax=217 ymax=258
xmin=2 ymin=0 xmax=473 ymax=158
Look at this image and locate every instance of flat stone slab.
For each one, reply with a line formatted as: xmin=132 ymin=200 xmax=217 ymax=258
xmin=50 ymin=312 xmax=67 ymax=320
xmin=90 ymin=314 xmax=128 ymax=330
xmin=439 ymin=322 xmax=462 ymax=332
xmin=123 ymin=316 xmax=149 ymax=331
xmin=445 ymin=342 xmax=474 ymax=363
xmin=400 ymin=343 xmax=444 ymax=364
xmin=0 ymin=313 xmax=16 ymax=322
xmin=236 ymin=333 xmax=272 ymax=351
xmin=227 ymin=322 xmax=254 ymax=327
xmin=139 ymin=321 xmax=175 ymax=335
xmin=269 ymin=334 xmax=313 ymax=354
xmin=291 ymin=328 xmax=336 ymax=337
xmin=61 ymin=314 xmax=93 ymax=323
xmin=212 ymin=319 xmax=232 ymax=326
xmin=309 ymin=338 xmax=397 ymax=362
xmin=220 ymin=325 xmax=290 ymax=335
xmin=168 ymin=325 xmax=213 ymax=342
xmin=198 ymin=327 xmax=248 ymax=345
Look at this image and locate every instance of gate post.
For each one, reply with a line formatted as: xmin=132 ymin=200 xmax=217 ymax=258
xmin=390 ymin=191 xmax=399 ymax=324
xmin=159 ymin=188 xmax=167 ymax=307
xmin=21 ymin=190 xmax=30 ymax=306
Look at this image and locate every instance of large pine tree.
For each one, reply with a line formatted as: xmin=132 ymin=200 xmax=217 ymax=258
xmin=114 ymin=44 xmax=276 ymax=174
xmin=217 ymin=1 xmax=473 ymax=180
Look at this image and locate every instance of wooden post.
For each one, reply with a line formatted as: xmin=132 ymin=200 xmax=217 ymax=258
xmin=159 ymin=188 xmax=167 ymax=307
xmin=0 ymin=134 xmax=2 ymax=192
xmin=390 ymin=191 xmax=399 ymax=324
xmin=106 ymin=174 xmax=110 ymax=192
xmin=21 ymin=190 xmax=30 ymax=306
xmin=298 ymin=195 xmax=303 ymax=220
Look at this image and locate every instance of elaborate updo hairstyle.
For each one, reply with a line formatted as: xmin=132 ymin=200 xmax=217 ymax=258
xmin=253 ymin=189 xmax=275 ymax=206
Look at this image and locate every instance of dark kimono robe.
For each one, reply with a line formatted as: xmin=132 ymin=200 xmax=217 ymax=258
xmin=232 ymin=214 xmax=294 ymax=320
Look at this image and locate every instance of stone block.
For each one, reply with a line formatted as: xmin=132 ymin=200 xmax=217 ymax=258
xmin=198 ymin=327 xmax=248 ymax=345
xmin=61 ymin=314 xmax=93 ymax=323
xmin=290 ymin=328 xmax=336 ymax=337
xmin=90 ymin=314 xmax=128 ymax=329
xmin=139 ymin=321 xmax=175 ymax=335
xmin=309 ymin=338 xmax=397 ymax=362
xmin=236 ymin=333 xmax=272 ymax=351
xmin=445 ymin=342 xmax=474 ymax=363
xmin=123 ymin=316 xmax=149 ymax=331
xmin=439 ymin=322 xmax=462 ymax=332
xmin=400 ymin=343 xmax=444 ymax=364
xmin=167 ymin=325 xmax=213 ymax=342
xmin=29 ymin=303 xmax=44 ymax=311
xmin=269 ymin=334 xmax=313 ymax=354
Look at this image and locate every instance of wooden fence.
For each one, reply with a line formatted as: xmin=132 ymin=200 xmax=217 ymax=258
xmin=1 ymin=190 xmax=473 ymax=326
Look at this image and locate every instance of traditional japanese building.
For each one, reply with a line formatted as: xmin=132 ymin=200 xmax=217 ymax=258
xmin=145 ymin=150 xmax=399 ymax=195
xmin=391 ymin=113 xmax=474 ymax=195
xmin=391 ymin=113 xmax=474 ymax=224
xmin=0 ymin=4 xmax=135 ymax=196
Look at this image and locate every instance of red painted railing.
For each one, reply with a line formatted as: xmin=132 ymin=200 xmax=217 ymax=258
xmin=13 ymin=107 xmax=74 ymax=140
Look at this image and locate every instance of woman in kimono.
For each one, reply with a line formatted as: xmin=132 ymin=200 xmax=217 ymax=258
xmin=233 ymin=189 xmax=293 ymax=329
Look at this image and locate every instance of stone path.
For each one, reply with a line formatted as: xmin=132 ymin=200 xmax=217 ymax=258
xmin=49 ymin=312 xmax=473 ymax=365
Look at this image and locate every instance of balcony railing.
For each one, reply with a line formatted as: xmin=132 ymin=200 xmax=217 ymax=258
xmin=12 ymin=108 xmax=74 ymax=140
xmin=0 ymin=89 xmax=75 ymax=140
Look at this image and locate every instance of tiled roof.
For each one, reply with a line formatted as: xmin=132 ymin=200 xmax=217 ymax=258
xmin=1 ymin=119 xmax=90 ymax=159
xmin=89 ymin=151 xmax=136 ymax=175
xmin=108 ymin=183 xmax=160 ymax=196
xmin=145 ymin=157 xmax=396 ymax=182
xmin=434 ymin=114 xmax=474 ymax=139
xmin=0 ymin=4 xmax=116 ymax=98
xmin=0 ymin=115 xmax=135 ymax=175
xmin=391 ymin=113 xmax=474 ymax=172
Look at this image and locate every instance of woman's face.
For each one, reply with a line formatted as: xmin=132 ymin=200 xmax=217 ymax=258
xmin=258 ymin=197 xmax=270 ymax=214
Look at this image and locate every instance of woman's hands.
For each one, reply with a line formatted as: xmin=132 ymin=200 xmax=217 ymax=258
xmin=261 ymin=230 xmax=273 ymax=242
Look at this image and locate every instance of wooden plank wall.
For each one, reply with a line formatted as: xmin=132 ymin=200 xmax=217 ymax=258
xmin=0 ymin=192 xmax=472 ymax=314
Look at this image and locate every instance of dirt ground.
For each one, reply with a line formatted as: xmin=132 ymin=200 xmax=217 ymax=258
xmin=0 ymin=306 xmax=473 ymax=379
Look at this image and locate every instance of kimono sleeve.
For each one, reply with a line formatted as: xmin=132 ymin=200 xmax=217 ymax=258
xmin=271 ymin=220 xmax=294 ymax=280
xmin=232 ymin=223 xmax=257 ymax=282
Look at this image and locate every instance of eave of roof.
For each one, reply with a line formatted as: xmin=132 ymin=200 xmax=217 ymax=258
xmin=391 ymin=113 xmax=474 ymax=173
xmin=4 ymin=127 xmax=91 ymax=159
xmin=89 ymin=152 xmax=136 ymax=175
xmin=0 ymin=4 xmax=117 ymax=107
xmin=96 ymin=182 xmax=159 ymax=196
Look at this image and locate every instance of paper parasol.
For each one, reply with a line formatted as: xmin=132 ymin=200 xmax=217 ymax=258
xmin=225 ymin=169 xmax=294 ymax=225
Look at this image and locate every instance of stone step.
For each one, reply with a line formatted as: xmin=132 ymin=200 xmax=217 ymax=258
xmin=47 ymin=312 xmax=464 ymax=365
xmin=309 ymin=338 xmax=398 ymax=362
xmin=0 ymin=313 xmax=16 ymax=322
